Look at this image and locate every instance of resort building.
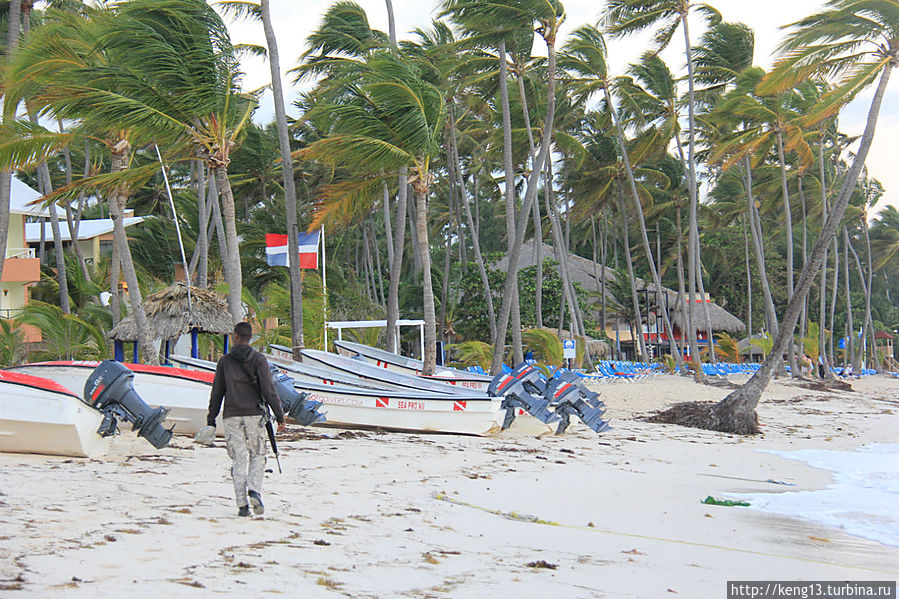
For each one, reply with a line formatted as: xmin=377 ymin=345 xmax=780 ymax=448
xmin=1 ymin=178 xmax=47 ymax=342
xmin=501 ymin=240 xmax=746 ymax=360
xmin=26 ymin=213 xmax=144 ymax=265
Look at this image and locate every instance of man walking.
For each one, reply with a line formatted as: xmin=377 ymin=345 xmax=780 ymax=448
xmin=206 ymin=322 xmax=285 ymax=517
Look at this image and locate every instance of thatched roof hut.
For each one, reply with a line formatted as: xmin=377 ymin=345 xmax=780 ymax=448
xmin=499 ymin=240 xmax=745 ymax=335
xmin=108 ymin=282 xmax=232 ymax=342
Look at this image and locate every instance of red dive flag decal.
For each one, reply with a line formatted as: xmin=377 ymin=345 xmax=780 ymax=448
xmin=453 ymin=401 xmax=467 ymax=411
xmin=376 ymin=397 xmax=389 ymax=408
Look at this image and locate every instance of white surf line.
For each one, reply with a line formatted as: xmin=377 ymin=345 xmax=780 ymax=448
xmin=432 ymin=492 xmax=899 ymax=576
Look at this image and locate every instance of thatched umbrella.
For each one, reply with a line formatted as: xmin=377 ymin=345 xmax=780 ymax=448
xmin=109 ymin=282 xmax=233 ymax=362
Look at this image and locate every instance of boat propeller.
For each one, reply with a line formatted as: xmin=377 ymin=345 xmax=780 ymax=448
xmin=84 ymin=361 xmax=173 ymax=449
xmin=269 ymin=365 xmax=327 ymax=426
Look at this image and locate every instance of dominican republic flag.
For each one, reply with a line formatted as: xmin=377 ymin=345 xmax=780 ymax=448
xmin=266 ymin=230 xmax=321 ymax=268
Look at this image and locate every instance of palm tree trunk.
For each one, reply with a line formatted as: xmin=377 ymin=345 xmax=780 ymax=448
xmin=604 ymin=85 xmax=683 ymax=368
xmin=847 ymin=233 xmax=870 ymax=370
xmin=817 ymin=137 xmax=833 ymax=379
xmin=682 ymin=15 xmax=703 ymax=372
xmin=262 ymin=0 xmax=304 ymax=359
xmin=412 ymin=184 xmax=437 ymax=374
xmin=618 ymin=197 xmax=648 ymax=361
xmin=776 ymin=131 xmax=798 ymax=375
xmin=497 ymin=39 xmax=523 ymax=365
xmin=383 ymin=0 xmax=407 ymax=353
xmin=710 ymin=63 xmax=892 ymax=434
xmin=382 ymin=182 xmax=393 ymax=267
xmin=110 ymin=241 xmax=121 ymax=326
xmin=676 ymin=205 xmax=687 ymax=362
xmin=843 ymin=227 xmax=854 ymax=365
xmin=861 ymin=220 xmax=882 ymax=371
xmin=371 ymin=220 xmax=386 ymax=305
xmin=0 ymin=0 xmax=21 ymax=288
xmin=59 ymin=122 xmax=90 ymax=284
xmin=601 ymin=213 xmax=608 ymax=331
xmin=799 ymin=175 xmax=808 ymax=342
xmin=743 ymin=212 xmax=752 ymax=342
xmin=743 ymin=157 xmax=779 ymax=336
xmin=212 ymin=164 xmax=244 ymax=324
xmin=448 ymin=104 xmax=495 ymax=341
xmin=829 ymin=235 xmax=839 ymax=364
xmin=407 ymin=197 xmax=421 ymax=273
xmin=386 ymin=179 xmax=408 ymax=353
xmin=544 ymin=164 xmax=580 ymax=341
xmin=517 ymin=75 xmax=544 ymax=332
xmin=110 ymin=140 xmax=156 ymax=364
xmin=489 ymin=31 xmax=557 ymax=374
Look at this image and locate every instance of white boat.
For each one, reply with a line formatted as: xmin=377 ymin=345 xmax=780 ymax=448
xmin=6 ymin=361 xmax=220 ymax=436
xmin=332 ymin=339 xmax=493 ymax=391
xmin=0 ymin=369 xmax=111 ymax=458
xmin=240 ymin=353 xmax=411 ymax=393
xmin=170 ymin=354 xmax=515 ymax=436
xmin=279 ymin=346 xmax=484 ymax=397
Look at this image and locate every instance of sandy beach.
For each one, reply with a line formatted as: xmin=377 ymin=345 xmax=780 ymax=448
xmin=1 ymin=373 xmax=897 ymax=598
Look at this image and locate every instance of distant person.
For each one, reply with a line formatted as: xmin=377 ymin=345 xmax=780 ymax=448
xmin=206 ymin=322 xmax=285 ymax=517
xmin=818 ymin=355 xmax=826 ymax=379
xmin=841 ymin=363 xmax=854 ymax=378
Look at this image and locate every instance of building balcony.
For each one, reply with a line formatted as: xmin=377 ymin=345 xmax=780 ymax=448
xmin=2 ymin=248 xmax=40 ymax=283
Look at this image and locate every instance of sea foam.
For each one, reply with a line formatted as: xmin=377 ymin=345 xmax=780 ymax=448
xmin=740 ymin=444 xmax=899 ymax=548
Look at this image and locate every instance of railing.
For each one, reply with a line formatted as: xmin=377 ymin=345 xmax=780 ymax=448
xmin=5 ymin=247 xmax=36 ymax=259
xmin=0 ymin=308 xmax=24 ymax=319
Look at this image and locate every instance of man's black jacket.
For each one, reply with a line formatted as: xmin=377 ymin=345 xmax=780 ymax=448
xmin=207 ymin=343 xmax=285 ymax=426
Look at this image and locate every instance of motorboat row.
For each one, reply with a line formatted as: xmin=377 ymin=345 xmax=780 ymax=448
xmin=0 ymin=342 xmax=609 ymax=458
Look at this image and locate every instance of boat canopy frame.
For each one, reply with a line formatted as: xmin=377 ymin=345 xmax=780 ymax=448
xmin=325 ymin=319 xmax=425 ymax=360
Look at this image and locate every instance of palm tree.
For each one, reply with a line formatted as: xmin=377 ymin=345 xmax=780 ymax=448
xmin=605 ymin=0 xmax=721 ymax=370
xmin=560 ymin=24 xmax=683 ymax=368
xmin=257 ymin=0 xmax=306 ymax=360
xmin=711 ymin=0 xmax=898 ymax=432
xmin=300 ymin=52 xmax=445 ymax=373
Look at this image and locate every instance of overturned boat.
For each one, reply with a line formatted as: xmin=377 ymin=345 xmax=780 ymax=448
xmin=172 ymin=354 xmax=547 ymax=436
xmin=7 ymin=361 xmax=218 ymax=436
xmin=275 ymin=345 xmax=484 ymax=397
xmin=0 ymin=369 xmax=111 ymax=458
xmin=330 ymin=340 xmax=493 ymax=391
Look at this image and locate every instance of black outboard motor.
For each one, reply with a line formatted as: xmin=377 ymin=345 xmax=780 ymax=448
xmin=543 ymin=371 xmax=610 ymax=435
xmin=488 ymin=364 xmax=558 ymax=430
xmin=268 ymin=365 xmax=326 ymax=426
xmin=84 ymin=361 xmax=173 ymax=449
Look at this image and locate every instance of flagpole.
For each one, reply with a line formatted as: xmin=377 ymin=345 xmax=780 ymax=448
xmin=321 ymin=225 xmax=327 ymax=350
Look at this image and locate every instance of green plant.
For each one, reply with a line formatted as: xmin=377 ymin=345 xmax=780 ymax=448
xmin=449 ymin=340 xmax=492 ymax=371
xmin=0 ymin=320 xmax=26 ymax=367
xmin=522 ymin=328 xmax=563 ymax=367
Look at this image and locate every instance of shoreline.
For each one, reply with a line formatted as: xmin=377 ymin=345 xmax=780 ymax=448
xmin=1 ymin=373 xmax=897 ymax=597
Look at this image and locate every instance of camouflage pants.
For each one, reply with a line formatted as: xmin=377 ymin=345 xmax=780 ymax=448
xmin=224 ymin=415 xmax=267 ymax=507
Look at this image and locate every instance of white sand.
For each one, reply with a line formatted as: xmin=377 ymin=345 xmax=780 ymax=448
xmin=1 ymin=373 xmax=897 ymax=597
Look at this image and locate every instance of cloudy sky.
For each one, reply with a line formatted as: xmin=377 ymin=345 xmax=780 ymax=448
xmin=222 ymin=0 xmax=898 ymax=217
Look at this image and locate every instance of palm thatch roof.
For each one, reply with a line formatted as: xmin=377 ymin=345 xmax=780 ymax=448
xmin=499 ymin=240 xmax=745 ymax=334
xmin=108 ymin=282 xmax=232 ymax=342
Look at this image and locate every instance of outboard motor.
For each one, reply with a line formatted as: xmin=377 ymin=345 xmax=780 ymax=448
xmin=488 ymin=364 xmax=558 ymax=430
xmin=84 ymin=361 xmax=173 ymax=449
xmin=268 ymin=364 xmax=326 ymax=426
xmin=543 ymin=371 xmax=610 ymax=434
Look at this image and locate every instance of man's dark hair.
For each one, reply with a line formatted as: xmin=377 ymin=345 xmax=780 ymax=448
xmin=233 ymin=322 xmax=253 ymax=343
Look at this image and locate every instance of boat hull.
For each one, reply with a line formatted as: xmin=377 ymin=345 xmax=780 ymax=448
xmin=332 ymin=340 xmax=493 ymax=391
xmin=0 ymin=372 xmax=111 ymax=458
xmin=7 ymin=362 xmax=220 ymax=436
xmin=173 ymin=354 xmax=518 ymax=436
